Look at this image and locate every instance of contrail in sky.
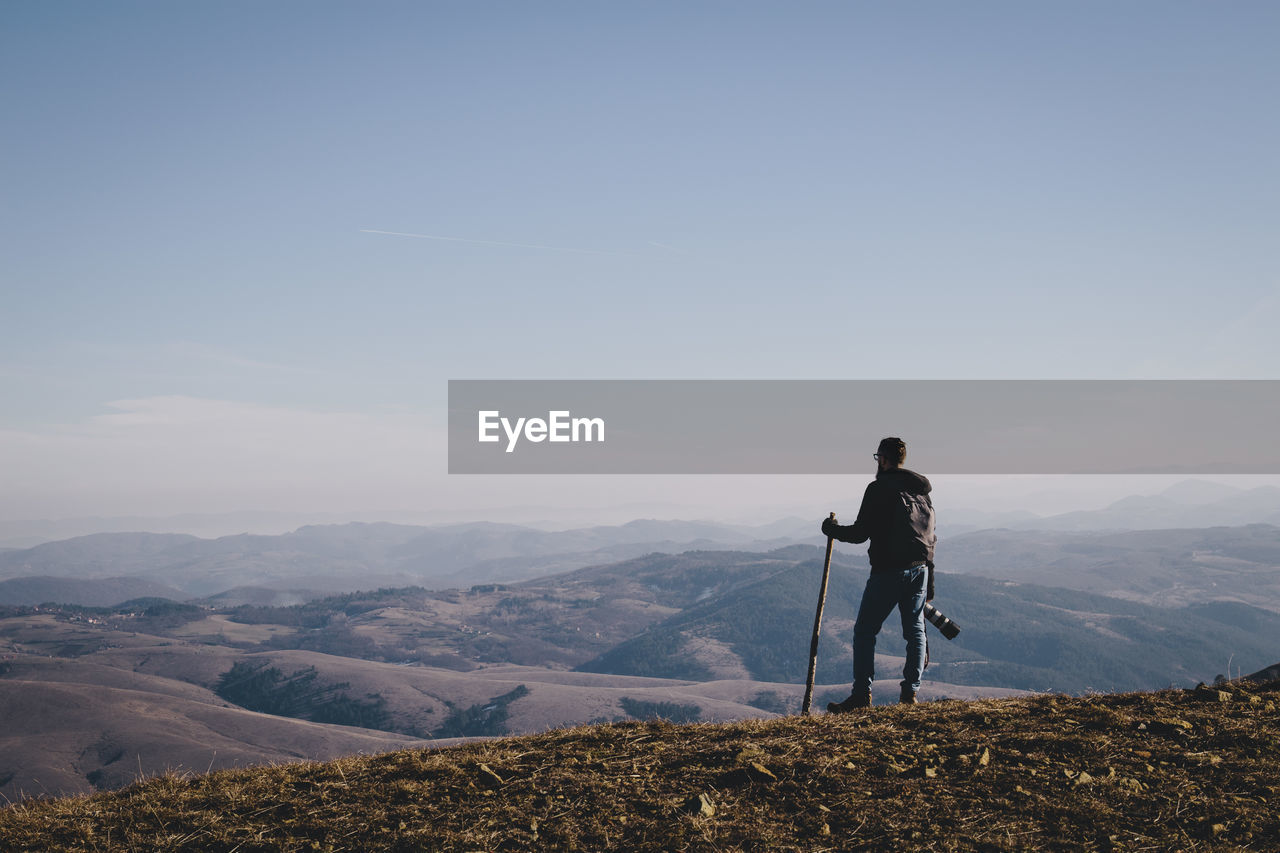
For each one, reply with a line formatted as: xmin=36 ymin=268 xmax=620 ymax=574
xmin=359 ymin=229 xmax=625 ymax=256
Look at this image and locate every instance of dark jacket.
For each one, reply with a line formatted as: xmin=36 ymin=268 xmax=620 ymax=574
xmin=826 ymin=467 xmax=935 ymax=572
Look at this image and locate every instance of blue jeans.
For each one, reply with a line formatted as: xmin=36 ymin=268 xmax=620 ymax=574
xmin=852 ymin=564 xmax=928 ymax=694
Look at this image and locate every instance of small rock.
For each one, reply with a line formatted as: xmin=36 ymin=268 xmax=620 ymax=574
xmin=1148 ymin=719 xmax=1193 ymax=738
xmin=923 ymin=767 xmax=938 ymax=778
xmin=684 ymin=792 xmax=716 ymax=818
xmin=977 ymin=747 xmax=990 ymax=767
xmin=1195 ymin=683 xmax=1232 ymax=702
xmin=1074 ymin=771 xmax=1094 ymax=786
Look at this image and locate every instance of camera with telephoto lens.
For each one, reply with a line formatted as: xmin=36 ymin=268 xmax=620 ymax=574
xmin=923 ymin=602 xmax=960 ymax=640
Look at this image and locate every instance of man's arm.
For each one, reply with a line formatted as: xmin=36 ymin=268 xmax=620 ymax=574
xmin=821 ymin=482 xmax=877 ymax=544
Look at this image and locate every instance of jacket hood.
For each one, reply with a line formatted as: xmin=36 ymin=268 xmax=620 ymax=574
xmin=877 ymin=466 xmax=932 ymax=494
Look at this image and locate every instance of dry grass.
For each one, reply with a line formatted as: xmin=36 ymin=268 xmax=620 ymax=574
xmin=2 ymin=679 xmax=1277 ymax=851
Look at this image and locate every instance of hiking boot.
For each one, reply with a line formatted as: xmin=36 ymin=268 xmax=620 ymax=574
xmin=827 ymin=690 xmax=871 ymax=714
xmin=900 ymin=687 xmax=918 ymax=705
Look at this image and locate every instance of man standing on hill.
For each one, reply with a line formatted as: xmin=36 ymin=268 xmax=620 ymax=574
xmin=821 ymin=436 xmax=936 ymax=710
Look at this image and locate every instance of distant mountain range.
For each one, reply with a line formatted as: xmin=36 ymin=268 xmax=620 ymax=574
xmin=0 ymin=519 xmax=815 ymax=600
xmin=4 ymin=513 xmax=1278 ymax=613
xmin=939 ymin=480 xmax=1280 ymax=534
xmin=1001 ymin=484 xmax=1280 ymax=532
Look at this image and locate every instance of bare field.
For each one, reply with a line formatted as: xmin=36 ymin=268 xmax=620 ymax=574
xmin=167 ymin=614 xmax=296 ymax=644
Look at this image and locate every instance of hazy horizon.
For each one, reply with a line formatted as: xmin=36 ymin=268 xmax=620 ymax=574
xmin=3 ymin=474 xmax=1280 ymax=549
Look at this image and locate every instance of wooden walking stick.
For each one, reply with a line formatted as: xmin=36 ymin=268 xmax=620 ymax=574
xmin=802 ymin=512 xmax=836 ymax=716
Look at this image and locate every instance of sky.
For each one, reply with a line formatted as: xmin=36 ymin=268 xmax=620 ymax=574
xmin=3 ymin=1 xmax=1278 ymax=525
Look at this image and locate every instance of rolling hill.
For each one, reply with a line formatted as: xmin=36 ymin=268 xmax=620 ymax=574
xmin=0 ymin=576 xmax=187 ymax=608
xmin=572 ymin=551 xmax=1280 ymax=693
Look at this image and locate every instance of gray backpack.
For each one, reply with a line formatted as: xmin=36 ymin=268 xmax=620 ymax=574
xmin=894 ymin=490 xmax=936 ymax=563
